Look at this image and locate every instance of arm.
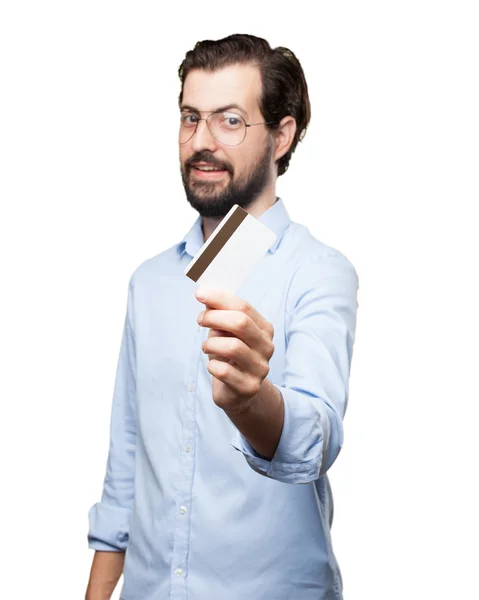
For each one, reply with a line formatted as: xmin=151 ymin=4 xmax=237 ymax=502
xmin=232 ymin=252 xmax=359 ymax=483
xmin=85 ymin=551 xmax=125 ymax=600
xmin=225 ymin=377 xmax=284 ymax=459
xmin=86 ymin=279 xmax=137 ymax=596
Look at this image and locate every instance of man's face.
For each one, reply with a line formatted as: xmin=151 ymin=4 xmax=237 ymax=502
xmin=179 ymin=63 xmax=274 ymax=218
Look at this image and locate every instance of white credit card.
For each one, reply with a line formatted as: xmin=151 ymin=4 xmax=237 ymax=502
xmin=184 ymin=204 xmax=277 ymax=294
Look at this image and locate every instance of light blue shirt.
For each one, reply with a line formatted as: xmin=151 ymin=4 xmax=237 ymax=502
xmin=87 ymin=197 xmax=359 ymax=600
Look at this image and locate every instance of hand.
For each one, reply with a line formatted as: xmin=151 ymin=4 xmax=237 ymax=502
xmin=195 ymin=286 xmax=275 ymax=413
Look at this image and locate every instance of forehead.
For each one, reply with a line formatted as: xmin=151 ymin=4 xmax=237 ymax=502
xmin=181 ymin=63 xmax=262 ymax=116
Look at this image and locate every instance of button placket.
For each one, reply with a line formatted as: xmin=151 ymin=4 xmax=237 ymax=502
xmin=169 ymin=320 xmax=203 ymax=598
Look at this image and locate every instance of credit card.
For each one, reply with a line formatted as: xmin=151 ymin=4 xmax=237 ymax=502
xmin=184 ymin=204 xmax=277 ymax=294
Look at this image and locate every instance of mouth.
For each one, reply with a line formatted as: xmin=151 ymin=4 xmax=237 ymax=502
xmin=190 ymin=162 xmax=229 ymax=180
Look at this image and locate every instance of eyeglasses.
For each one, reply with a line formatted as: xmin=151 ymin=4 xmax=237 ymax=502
xmin=179 ymin=110 xmax=275 ymax=147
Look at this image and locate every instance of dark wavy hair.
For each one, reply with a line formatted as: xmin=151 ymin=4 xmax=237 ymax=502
xmin=178 ymin=34 xmax=311 ymax=177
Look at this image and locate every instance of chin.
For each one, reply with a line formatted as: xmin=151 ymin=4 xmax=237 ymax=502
xmin=190 ymin=180 xmax=229 ymax=195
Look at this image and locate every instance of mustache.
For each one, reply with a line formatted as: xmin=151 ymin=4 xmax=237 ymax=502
xmin=185 ymin=152 xmax=233 ymax=174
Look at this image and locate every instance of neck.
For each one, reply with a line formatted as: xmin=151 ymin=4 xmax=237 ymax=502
xmin=201 ymin=189 xmax=277 ymax=244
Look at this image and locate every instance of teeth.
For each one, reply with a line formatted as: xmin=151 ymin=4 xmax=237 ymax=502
xmin=196 ymin=166 xmax=222 ymax=171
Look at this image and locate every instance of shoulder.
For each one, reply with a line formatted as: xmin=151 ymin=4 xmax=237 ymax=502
xmin=127 ymin=243 xmax=181 ymax=289
xmin=286 ymin=221 xmax=359 ymax=277
xmin=284 ymin=223 xmax=359 ymax=309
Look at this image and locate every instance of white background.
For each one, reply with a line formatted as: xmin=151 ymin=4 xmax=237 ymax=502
xmin=1 ymin=1 xmax=478 ymax=598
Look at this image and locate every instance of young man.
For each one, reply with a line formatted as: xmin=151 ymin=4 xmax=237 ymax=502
xmin=86 ymin=34 xmax=359 ymax=600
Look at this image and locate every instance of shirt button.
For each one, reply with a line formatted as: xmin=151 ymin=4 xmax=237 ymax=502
xmin=184 ymin=444 xmax=192 ymax=452
xmin=180 ymin=505 xmax=187 ymax=514
xmin=188 ymin=383 xmax=195 ymax=392
xmin=175 ymin=568 xmax=183 ymax=577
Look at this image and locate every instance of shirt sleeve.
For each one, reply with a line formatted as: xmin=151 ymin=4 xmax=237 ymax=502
xmin=231 ymin=252 xmax=359 ymax=484
xmin=87 ymin=278 xmax=137 ymax=551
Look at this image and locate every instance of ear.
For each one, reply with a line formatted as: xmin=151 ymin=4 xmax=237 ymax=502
xmin=273 ymin=116 xmax=297 ymax=163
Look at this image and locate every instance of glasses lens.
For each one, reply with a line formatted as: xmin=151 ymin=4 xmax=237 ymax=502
xmin=208 ymin=112 xmax=246 ymax=146
xmin=179 ymin=112 xmax=198 ymax=144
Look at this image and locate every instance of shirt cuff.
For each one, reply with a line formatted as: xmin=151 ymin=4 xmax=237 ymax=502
xmin=87 ymin=502 xmax=131 ymax=551
xmin=231 ymin=383 xmax=324 ymax=484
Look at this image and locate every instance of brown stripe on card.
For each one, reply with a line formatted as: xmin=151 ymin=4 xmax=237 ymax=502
xmin=187 ymin=206 xmax=248 ymax=282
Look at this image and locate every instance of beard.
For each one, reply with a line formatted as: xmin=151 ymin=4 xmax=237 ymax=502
xmin=180 ymin=137 xmax=273 ymax=218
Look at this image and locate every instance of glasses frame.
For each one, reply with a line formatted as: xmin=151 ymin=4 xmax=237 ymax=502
xmin=179 ymin=110 xmax=276 ymax=147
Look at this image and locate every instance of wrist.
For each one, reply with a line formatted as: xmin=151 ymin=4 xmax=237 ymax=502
xmin=85 ymin=584 xmax=112 ymax=600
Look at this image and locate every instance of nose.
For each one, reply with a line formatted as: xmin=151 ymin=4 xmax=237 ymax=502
xmin=191 ymin=119 xmax=218 ymax=153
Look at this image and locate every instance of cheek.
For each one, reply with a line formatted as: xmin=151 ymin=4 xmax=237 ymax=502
xmin=244 ymin=136 xmax=267 ymax=165
xmin=228 ymin=151 xmax=249 ymax=178
xmin=179 ymin=146 xmax=188 ymax=164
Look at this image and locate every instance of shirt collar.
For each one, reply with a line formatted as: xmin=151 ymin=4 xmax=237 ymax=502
xmin=176 ymin=197 xmax=292 ymax=259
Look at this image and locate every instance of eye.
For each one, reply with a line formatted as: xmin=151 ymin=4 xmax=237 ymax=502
xmin=220 ymin=112 xmax=242 ymax=129
xmin=181 ymin=113 xmax=199 ymax=126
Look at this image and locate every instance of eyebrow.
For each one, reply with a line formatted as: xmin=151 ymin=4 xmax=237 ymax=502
xmin=180 ymin=103 xmax=248 ymax=117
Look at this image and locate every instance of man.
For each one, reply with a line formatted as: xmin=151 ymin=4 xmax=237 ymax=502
xmin=86 ymin=34 xmax=359 ymax=600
